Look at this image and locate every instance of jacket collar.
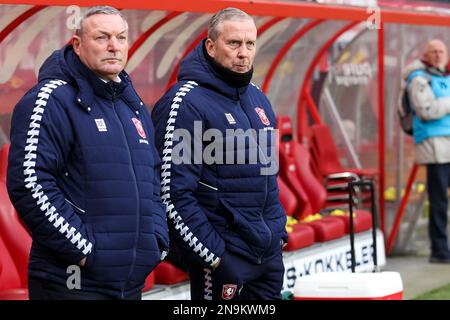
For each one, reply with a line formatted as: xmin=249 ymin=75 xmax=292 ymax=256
xmin=178 ymin=39 xmax=249 ymax=101
xmin=65 ymin=48 xmax=129 ymax=109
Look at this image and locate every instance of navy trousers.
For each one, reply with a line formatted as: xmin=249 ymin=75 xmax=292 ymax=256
xmin=189 ymin=251 xmax=284 ymax=300
xmin=426 ymin=163 xmax=450 ymax=259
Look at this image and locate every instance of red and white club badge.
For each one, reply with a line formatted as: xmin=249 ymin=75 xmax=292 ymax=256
xmin=131 ymin=118 xmax=147 ymax=139
xmin=222 ymin=284 xmax=238 ymax=300
xmin=255 ymin=107 xmax=270 ymax=126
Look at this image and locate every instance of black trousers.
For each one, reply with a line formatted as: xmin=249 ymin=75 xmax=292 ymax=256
xmin=189 ymin=251 xmax=284 ymax=300
xmin=28 ymin=277 xmax=141 ymax=300
xmin=426 ymin=163 xmax=450 ymax=259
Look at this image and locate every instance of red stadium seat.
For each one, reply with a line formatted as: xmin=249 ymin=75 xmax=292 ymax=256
xmin=277 ymin=177 xmax=297 ymax=217
xmin=0 ymin=144 xmax=31 ymax=288
xmin=0 ymin=143 xmax=30 ymax=299
xmin=293 ymin=135 xmax=363 ymax=230
xmin=284 ymin=223 xmax=315 ymax=251
xmin=277 ymin=116 xmax=372 ymax=241
xmin=307 ymin=219 xmax=345 ymax=242
xmin=0 ymin=289 xmax=29 ymax=300
xmin=277 ymin=116 xmax=344 ymax=242
xmin=142 ymin=271 xmax=155 ymax=292
xmin=0 ymin=234 xmax=28 ymax=300
xmin=154 ymin=261 xmax=189 ymax=285
xmin=278 ymin=178 xmax=315 ymax=251
xmin=0 ymin=144 xmax=7 ymax=183
xmin=292 ymin=136 xmax=327 ymax=212
xmin=0 ymin=235 xmax=22 ymax=290
xmin=278 ymin=118 xmax=314 ymax=220
xmin=309 ymin=124 xmax=378 ymax=179
xmin=309 ymin=124 xmax=378 ymax=209
xmin=330 ymin=209 xmax=373 ymax=234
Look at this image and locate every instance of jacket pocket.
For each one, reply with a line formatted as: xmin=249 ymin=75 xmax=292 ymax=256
xmin=196 ymin=180 xmax=219 ymax=211
xmin=219 ymin=199 xmax=271 ymax=249
xmin=65 ymin=198 xmax=86 ymax=215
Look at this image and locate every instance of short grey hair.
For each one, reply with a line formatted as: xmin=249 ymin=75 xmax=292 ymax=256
xmin=207 ymin=7 xmax=253 ymax=41
xmin=75 ymin=6 xmax=128 ymax=37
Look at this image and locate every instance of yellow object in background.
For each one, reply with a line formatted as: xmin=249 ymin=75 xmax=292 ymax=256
xmin=301 ymin=213 xmax=322 ymax=223
xmin=330 ymin=209 xmax=345 ymax=216
xmin=286 ymin=216 xmax=299 ymax=233
xmin=416 ymin=183 xmax=425 ymax=193
xmin=423 ymin=200 xmax=429 ymax=218
xmin=384 ymin=186 xmax=406 ymax=201
xmin=384 ymin=182 xmax=425 ymax=202
xmin=286 ymin=216 xmax=298 ymax=226
xmin=384 ymin=187 xmax=396 ymax=201
xmin=330 ymin=209 xmax=356 ymax=218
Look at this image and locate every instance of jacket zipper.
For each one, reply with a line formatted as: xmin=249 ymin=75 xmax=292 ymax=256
xmin=237 ymin=94 xmax=272 ymax=264
xmin=111 ymin=100 xmax=140 ymax=299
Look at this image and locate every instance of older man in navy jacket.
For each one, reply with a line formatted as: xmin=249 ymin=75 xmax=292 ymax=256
xmin=7 ymin=6 xmax=169 ymax=299
xmin=152 ymin=8 xmax=287 ymax=300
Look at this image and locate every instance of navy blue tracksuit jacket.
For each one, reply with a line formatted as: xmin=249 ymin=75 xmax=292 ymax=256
xmin=7 ymin=45 xmax=168 ymax=299
xmin=152 ymin=40 xmax=287 ymax=272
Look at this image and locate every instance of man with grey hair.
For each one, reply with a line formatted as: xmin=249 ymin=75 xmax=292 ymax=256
xmin=152 ymin=8 xmax=287 ymax=300
xmin=403 ymin=39 xmax=450 ymax=263
xmin=7 ymin=6 xmax=169 ymax=299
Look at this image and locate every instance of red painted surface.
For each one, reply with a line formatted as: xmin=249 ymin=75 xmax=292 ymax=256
xmin=297 ymin=21 xmax=360 ymax=141
xmin=3 ymin=0 xmax=450 ymax=26
xmin=128 ymin=11 xmax=183 ymax=59
xmin=262 ymin=19 xmax=323 ymax=93
xmin=0 ymin=5 xmax=46 ymax=44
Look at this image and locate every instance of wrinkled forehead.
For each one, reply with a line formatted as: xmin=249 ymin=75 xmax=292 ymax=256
xmin=83 ymin=14 xmax=128 ymax=34
xmin=218 ymin=18 xmax=257 ymax=39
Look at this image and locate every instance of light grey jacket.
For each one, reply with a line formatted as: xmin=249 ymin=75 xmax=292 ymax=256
xmin=403 ymin=60 xmax=450 ymax=164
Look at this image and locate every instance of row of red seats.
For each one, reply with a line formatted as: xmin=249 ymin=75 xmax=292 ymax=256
xmin=277 ymin=116 xmax=373 ymax=252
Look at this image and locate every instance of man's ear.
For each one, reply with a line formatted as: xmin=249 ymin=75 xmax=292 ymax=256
xmin=72 ymin=35 xmax=81 ymax=56
xmin=205 ymin=38 xmax=215 ymax=58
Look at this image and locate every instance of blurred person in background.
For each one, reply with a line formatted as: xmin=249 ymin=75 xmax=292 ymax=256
xmin=403 ymin=39 xmax=450 ymax=264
